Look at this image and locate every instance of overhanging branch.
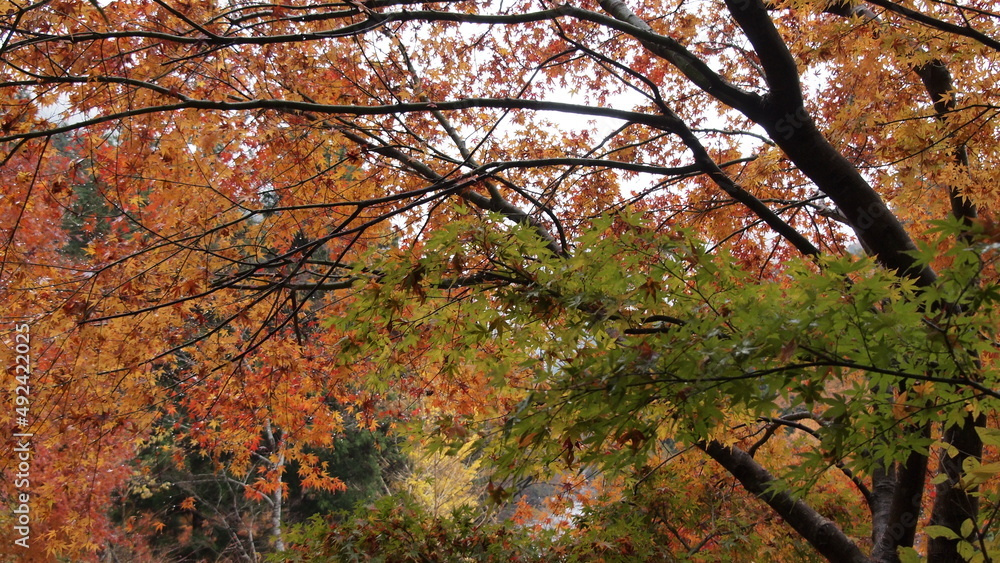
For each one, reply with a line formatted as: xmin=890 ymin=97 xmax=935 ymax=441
xmin=700 ymin=441 xmax=870 ymax=563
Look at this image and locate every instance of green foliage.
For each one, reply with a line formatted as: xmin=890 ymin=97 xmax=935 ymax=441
xmin=272 ymin=492 xmax=681 ymax=562
xmin=113 ymin=412 xmax=406 ymax=560
xmin=52 ymin=133 xmax=121 ymax=258
xmin=328 ymin=211 xmax=1000 ymax=496
xmin=111 ymin=431 xmax=243 ymax=561
xmin=285 ymin=417 xmax=407 ymax=517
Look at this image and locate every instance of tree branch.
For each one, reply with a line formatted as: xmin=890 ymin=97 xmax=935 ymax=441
xmin=699 ymin=440 xmax=870 ymax=563
xmin=722 ymin=0 xmax=936 ymax=286
xmin=722 ymin=0 xmax=803 ymax=108
xmin=0 ymin=97 xmax=685 ymax=144
xmin=595 ymin=0 xmax=765 ymax=118
xmin=863 ymin=0 xmax=1000 ymax=52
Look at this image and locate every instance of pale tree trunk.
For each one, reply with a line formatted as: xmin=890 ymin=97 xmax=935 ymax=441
xmin=264 ymin=420 xmax=286 ymax=553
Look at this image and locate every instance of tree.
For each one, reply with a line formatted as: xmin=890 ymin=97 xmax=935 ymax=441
xmin=107 ymin=404 xmax=405 ymax=561
xmin=0 ymin=0 xmax=998 ymax=560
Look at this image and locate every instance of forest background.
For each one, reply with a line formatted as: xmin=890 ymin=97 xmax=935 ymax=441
xmin=1 ymin=0 xmax=999 ymax=561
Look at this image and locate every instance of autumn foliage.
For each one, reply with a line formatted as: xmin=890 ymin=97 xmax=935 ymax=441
xmin=1 ymin=0 xmax=999 ymax=560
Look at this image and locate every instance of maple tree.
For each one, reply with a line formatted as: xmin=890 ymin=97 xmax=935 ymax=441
xmin=1 ymin=0 xmax=1000 ymax=560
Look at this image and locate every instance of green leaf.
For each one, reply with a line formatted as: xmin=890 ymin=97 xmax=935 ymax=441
xmin=897 ymin=546 xmax=923 ymax=563
xmin=925 ymin=525 xmax=960 ymax=540
xmin=961 ymin=518 xmax=975 ymax=539
xmin=958 ymin=540 xmax=976 ymax=560
xmin=976 ymin=427 xmax=1000 ymax=448
xmin=963 ymin=461 xmax=1000 ymax=489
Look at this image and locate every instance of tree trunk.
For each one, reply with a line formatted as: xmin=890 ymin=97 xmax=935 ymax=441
xmin=264 ymin=420 xmax=286 ymax=553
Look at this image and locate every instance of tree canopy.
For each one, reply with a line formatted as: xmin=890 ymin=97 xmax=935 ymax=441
xmin=1 ymin=0 xmax=999 ymax=560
